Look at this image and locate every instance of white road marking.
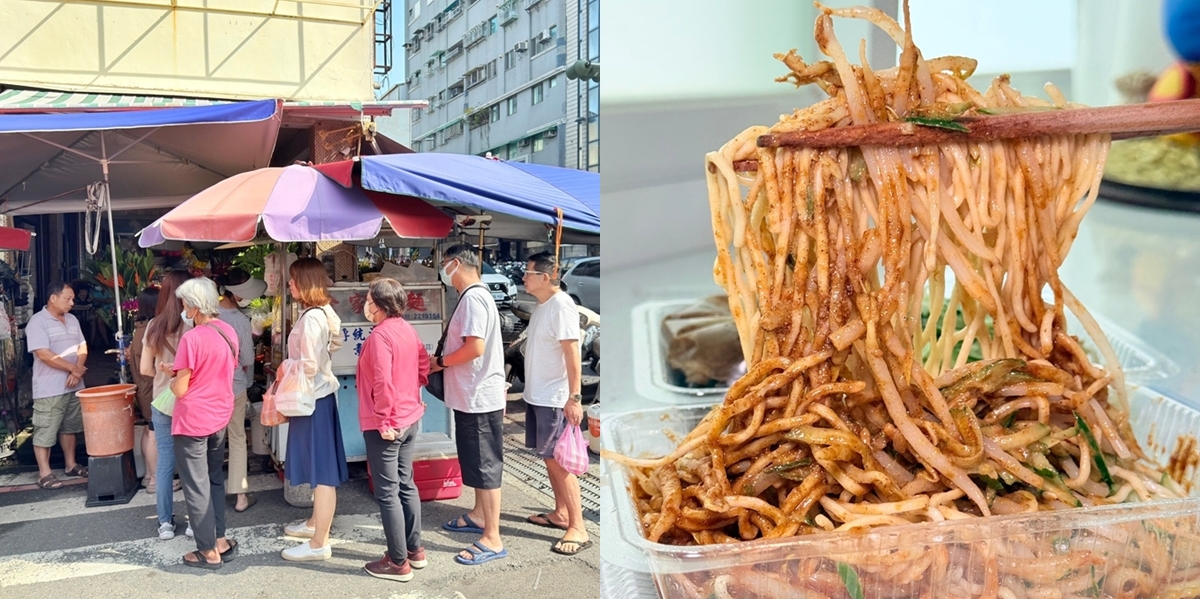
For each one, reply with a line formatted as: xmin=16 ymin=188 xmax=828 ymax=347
xmin=0 ymin=474 xmax=283 ymax=526
xmin=0 ymin=513 xmax=389 ymax=588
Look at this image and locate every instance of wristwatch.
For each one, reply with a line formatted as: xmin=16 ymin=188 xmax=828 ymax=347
xmin=436 ymin=355 xmax=445 ymax=368
xmin=569 ymin=393 xmax=583 ymax=403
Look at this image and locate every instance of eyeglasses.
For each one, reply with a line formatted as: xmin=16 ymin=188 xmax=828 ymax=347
xmin=523 ymin=270 xmax=549 ymax=278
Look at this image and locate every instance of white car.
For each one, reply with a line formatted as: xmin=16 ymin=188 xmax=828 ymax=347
xmin=481 ymin=262 xmax=516 ymax=307
xmin=561 ymin=256 xmax=599 ymax=312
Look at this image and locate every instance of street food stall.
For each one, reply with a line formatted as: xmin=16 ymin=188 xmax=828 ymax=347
xmin=268 ymin=246 xmax=462 ymax=503
xmin=140 ymin=155 xmax=599 ymax=503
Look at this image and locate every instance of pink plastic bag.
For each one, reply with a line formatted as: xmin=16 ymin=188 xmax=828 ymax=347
xmin=554 ymin=424 xmax=589 ymax=476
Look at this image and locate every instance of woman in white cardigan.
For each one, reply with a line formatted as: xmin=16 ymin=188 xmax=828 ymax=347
xmin=279 ymin=258 xmax=348 ymax=562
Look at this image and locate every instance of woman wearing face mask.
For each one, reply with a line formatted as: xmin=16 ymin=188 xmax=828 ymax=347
xmin=165 ymin=277 xmax=240 ymax=570
xmin=280 ymin=258 xmax=348 ymax=562
xmin=356 ymin=278 xmax=430 ymax=582
xmin=140 ymin=269 xmax=194 ymax=541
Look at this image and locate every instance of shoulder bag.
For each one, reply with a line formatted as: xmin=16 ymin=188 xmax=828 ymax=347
xmin=150 ymin=324 xmax=233 ymax=416
xmin=424 ymin=284 xmax=488 ymax=401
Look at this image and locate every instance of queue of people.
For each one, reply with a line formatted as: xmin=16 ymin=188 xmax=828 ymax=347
xmin=26 ymin=243 xmax=592 ymax=580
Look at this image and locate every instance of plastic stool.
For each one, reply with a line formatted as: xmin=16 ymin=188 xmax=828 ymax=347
xmin=85 ymin=450 xmax=140 ymax=507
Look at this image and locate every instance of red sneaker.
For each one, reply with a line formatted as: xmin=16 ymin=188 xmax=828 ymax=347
xmin=407 ymin=547 xmax=428 ymax=569
xmin=365 ymin=554 xmax=413 ymax=582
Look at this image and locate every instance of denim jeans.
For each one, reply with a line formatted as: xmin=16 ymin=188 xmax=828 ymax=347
xmin=150 ymin=406 xmax=176 ymax=526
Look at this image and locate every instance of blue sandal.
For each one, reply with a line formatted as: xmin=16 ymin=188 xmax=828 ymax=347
xmin=454 ymin=541 xmax=508 ymax=565
xmin=442 ymin=514 xmax=484 ymax=534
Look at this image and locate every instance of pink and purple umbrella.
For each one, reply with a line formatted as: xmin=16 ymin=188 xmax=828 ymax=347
xmin=138 ymin=164 xmax=452 ymax=247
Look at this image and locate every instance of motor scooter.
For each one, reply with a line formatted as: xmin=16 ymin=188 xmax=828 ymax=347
xmin=504 ymin=301 xmax=599 ymax=403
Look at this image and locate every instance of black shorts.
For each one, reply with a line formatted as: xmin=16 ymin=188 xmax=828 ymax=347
xmin=454 ymin=409 xmax=504 ymax=490
xmin=525 ymin=404 xmax=566 ymax=460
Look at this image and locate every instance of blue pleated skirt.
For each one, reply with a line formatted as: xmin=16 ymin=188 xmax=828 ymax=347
xmin=285 ymin=393 xmax=349 ymax=488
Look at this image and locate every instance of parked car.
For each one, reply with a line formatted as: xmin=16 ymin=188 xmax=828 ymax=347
xmin=481 ymin=262 xmax=516 ymax=307
xmin=561 ymin=256 xmax=599 ymax=312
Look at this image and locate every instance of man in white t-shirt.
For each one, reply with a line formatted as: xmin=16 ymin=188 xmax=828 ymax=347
xmin=428 ymin=244 xmax=509 ymax=566
xmin=27 ymin=281 xmax=90 ymax=490
xmin=520 ymin=252 xmax=590 ymax=556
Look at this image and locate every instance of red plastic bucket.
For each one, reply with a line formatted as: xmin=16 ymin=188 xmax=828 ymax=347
xmin=77 ymin=384 xmax=136 ymax=457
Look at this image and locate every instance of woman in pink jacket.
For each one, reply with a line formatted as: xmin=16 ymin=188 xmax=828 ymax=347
xmin=356 ymin=278 xmax=430 ymax=583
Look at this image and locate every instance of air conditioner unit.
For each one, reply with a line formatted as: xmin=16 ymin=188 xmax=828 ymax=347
xmin=514 ymin=40 xmax=528 ymax=52
xmin=545 ymin=128 xmax=558 ymax=138
xmin=518 ymin=138 xmax=531 ymax=147
xmin=537 ymin=29 xmax=549 ymax=42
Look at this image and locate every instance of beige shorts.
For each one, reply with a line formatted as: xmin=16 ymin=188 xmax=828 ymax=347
xmin=32 ymin=392 xmax=84 ymax=447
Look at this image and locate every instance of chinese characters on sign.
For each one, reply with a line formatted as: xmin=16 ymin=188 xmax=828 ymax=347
xmin=342 ymin=326 xmax=370 ymax=357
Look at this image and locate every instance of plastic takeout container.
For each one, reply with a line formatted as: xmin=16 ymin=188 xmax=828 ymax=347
xmin=632 ymin=299 xmax=737 ymax=404
xmin=632 ymin=298 xmax=1179 ymax=406
xmin=605 ymin=386 xmax=1200 ymax=598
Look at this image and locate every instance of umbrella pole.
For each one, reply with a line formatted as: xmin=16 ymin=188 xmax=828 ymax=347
xmin=100 ymin=134 xmax=127 ymax=383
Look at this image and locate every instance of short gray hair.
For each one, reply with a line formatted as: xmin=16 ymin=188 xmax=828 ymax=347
xmin=176 ymin=277 xmax=221 ymax=317
xmin=526 ymin=252 xmax=559 ymax=282
xmin=443 ymin=244 xmax=480 ymax=272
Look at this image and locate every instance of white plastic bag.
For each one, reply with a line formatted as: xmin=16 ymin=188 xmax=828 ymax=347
xmin=553 ymin=424 xmax=590 ymax=476
xmin=273 ymin=358 xmax=316 ymax=417
xmin=0 ymin=305 xmax=11 ymax=340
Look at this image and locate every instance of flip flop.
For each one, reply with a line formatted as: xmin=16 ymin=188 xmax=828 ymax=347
xmin=219 ymin=539 xmax=239 ymax=562
xmin=442 ymin=514 xmax=484 ymax=534
xmin=454 ymin=541 xmax=508 ymax=565
xmin=551 ymin=538 xmax=593 ymax=556
xmin=36 ymin=474 xmax=63 ymax=490
xmin=233 ymin=495 xmax=257 ymax=513
xmin=182 ymin=550 xmax=223 ymax=570
xmin=527 ymin=513 xmax=569 ymax=530
xmin=63 ymin=464 xmax=88 ymax=478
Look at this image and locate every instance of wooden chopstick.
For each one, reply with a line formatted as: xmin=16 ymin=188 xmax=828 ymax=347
xmin=755 ymin=98 xmax=1200 ymax=150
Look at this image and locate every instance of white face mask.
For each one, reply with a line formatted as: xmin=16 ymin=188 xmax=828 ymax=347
xmin=236 ymin=297 xmax=252 ymax=308
xmin=439 ymin=260 xmax=459 ymax=286
xmin=180 ymin=309 xmax=195 ymax=327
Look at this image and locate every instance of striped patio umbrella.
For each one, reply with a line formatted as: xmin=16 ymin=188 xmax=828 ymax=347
xmin=138 ymin=164 xmax=452 ymax=246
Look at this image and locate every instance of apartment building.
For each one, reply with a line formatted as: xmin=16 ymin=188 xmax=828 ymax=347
xmin=402 ymin=0 xmax=597 ymax=170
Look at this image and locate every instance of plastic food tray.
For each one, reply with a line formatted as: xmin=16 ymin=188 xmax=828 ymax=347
xmin=605 ymin=386 xmax=1200 ymax=598
xmin=632 ymin=298 xmax=1179 ymax=406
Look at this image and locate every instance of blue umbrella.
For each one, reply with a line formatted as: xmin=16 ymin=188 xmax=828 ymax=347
xmin=357 ymin=153 xmax=599 ymax=240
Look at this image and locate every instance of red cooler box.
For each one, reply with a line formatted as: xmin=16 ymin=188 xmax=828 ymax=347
xmin=415 ymin=457 xmax=463 ymax=501
xmin=366 ymin=456 xmax=463 ymax=501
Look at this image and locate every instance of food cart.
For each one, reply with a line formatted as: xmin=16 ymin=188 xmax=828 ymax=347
xmin=268 ymin=246 xmax=462 ymax=503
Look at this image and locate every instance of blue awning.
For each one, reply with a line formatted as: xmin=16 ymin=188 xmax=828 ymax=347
xmin=0 ymin=99 xmax=279 ymax=133
xmin=359 ymin=153 xmax=600 ymax=237
xmin=0 ymin=100 xmax=282 ymax=214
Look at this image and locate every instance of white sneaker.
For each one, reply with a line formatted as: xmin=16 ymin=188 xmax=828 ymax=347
xmin=157 ymin=521 xmax=175 ymax=541
xmin=281 ymin=541 xmax=332 ymax=562
xmin=185 ymin=524 xmax=194 ymax=538
xmin=284 ymin=520 xmax=316 ymax=538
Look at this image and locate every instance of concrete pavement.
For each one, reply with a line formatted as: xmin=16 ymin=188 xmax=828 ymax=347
xmin=0 ymin=420 xmax=600 ymax=599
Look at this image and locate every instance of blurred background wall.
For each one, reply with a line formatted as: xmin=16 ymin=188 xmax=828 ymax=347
xmin=602 ymin=0 xmax=1176 ymax=271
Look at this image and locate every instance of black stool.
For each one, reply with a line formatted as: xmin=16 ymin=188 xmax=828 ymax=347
xmin=85 ymin=450 xmax=139 ymax=507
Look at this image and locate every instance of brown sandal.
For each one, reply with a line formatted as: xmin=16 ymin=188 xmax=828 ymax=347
xmin=37 ymin=474 xmax=64 ymax=490
xmin=63 ymin=464 xmax=88 ymax=478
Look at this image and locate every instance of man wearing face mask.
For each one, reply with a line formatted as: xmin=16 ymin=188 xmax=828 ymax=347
xmin=217 ymin=270 xmax=265 ymax=513
xmin=429 ymin=244 xmax=509 ymax=566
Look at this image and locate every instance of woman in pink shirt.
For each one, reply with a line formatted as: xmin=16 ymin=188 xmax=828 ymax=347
xmin=357 ymin=278 xmax=430 ymax=582
xmin=163 ymin=277 xmax=239 ymax=570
